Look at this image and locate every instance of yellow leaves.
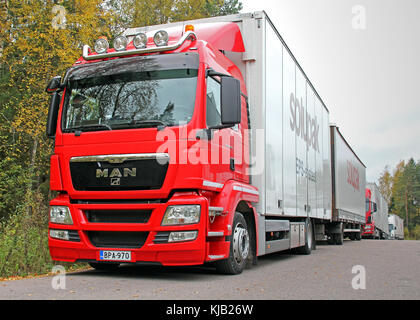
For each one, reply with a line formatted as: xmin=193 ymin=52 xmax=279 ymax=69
xmin=0 ymin=0 xmax=114 ymax=148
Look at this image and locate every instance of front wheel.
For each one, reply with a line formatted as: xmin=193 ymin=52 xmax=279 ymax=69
xmin=215 ymin=212 xmax=250 ymax=275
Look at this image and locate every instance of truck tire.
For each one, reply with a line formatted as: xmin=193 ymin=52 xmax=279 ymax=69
xmin=296 ymin=218 xmax=315 ymax=255
xmin=89 ymin=262 xmax=120 ymax=271
xmin=334 ymin=233 xmax=344 ymax=245
xmin=215 ymin=212 xmax=250 ymax=275
xmin=333 ymin=224 xmax=344 ymax=245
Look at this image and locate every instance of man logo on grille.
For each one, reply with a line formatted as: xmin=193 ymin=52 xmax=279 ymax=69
xmin=111 ymin=178 xmax=121 ymax=186
xmin=96 ymin=168 xmax=137 ymax=178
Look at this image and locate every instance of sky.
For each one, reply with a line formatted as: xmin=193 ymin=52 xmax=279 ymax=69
xmin=240 ymin=0 xmax=420 ymax=183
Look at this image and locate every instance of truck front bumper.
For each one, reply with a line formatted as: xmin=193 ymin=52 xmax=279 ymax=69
xmin=361 ymin=228 xmax=374 ymax=237
xmin=48 ymin=193 xmax=209 ymax=266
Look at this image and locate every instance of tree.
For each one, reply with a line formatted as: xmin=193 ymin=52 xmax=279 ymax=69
xmin=389 ymin=159 xmax=420 ymax=234
xmin=110 ymin=0 xmax=243 ymax=29
xmin=378 ymin=165 xmax=393 ymax=205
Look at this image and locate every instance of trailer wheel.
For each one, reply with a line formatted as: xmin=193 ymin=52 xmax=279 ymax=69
xmin=215 ymin=212 xmax=250 ymax=275
xmin=333 ymin=224 xmax=344 ymax=245
xmin=296 ymin=218 xmax=315 ymax=255
xmin=334 ymin=233 xmax=344 ymax=245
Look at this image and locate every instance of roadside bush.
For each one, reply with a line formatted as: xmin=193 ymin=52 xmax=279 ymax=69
xmin=413 ymin=225 xmax=420 ymax=240
xmin=0 ymin=191 xmax=54 ymax=278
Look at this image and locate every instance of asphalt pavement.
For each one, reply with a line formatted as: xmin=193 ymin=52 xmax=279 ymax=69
xmin=1 ymin=239 xmax=419 ymax=300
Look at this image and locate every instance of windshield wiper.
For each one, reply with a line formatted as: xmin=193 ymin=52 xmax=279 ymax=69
xmin=113 ymin=120 xmax=167 ymax=130
xmin=64 ymin=123 xmax=113 ymax=133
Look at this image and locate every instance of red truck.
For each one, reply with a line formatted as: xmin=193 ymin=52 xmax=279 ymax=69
xmin=363 ymin=183 xmax=389 ymax=239
xmin=363 ymin=188 xmax=376 ymax=237
xmin=45 ymin=12 xmax=364 ymax=274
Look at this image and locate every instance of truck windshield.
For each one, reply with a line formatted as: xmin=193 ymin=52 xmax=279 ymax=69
xmin=62 ymin=69 xmax=198 ymax=132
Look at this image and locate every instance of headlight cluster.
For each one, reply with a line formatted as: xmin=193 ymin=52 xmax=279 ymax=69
xmin=162 ymin=205 xmax=201 ymax=226
xmin=93 ymin=30 xmax=169 ymax=54
xmin=49 ymin=206 xmax=73 ymax=225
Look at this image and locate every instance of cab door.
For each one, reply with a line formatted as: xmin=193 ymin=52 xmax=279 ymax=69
xmin=205 ymin=75 xmax=247 ymax=184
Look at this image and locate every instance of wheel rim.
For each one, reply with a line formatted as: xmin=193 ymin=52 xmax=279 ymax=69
xmin=233 ymin=223 xmax=249 ymax=264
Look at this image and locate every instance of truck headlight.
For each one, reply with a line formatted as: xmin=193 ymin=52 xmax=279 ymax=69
xmin=49 ymin=206 xmax=73 ymax=225
xmin=162 ymin=205 xmax=201 ymax=226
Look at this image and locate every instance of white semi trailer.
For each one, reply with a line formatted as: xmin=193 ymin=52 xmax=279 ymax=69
xmin=215 ymin=12 xmax=365 ymax=252
xmin=388 ymin=214 xmax=404 ymax=240
xmin=222 ymin=11 xmax=334 ymax=255
xmin=326 ymin=125 xmax=366 ymax=244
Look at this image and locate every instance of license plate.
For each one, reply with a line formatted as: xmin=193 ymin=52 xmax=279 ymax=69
xmin=99 ymin=250 xmax=132 ymax=262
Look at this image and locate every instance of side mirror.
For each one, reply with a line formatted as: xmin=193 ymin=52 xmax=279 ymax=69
xmin=372 ymin=203 xmax=378 ymax=213
xmin=45 ymin=76 xmax=62 ymax=93
xmin=220 ymin=76 xmax=241 ymax=126
xmin=46 ymin=92 xmax=61 ymax=139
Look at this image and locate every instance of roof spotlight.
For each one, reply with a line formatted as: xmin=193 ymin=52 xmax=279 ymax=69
xmin=133 ymin=33 xmax=148 ymax=49
xmin=113 ymin=35 xmax=128 ymax=51
xmin=153 ymin=30 xmax=169 ymax=47
xmin=94 ymin=38 xmax=109 ymax=54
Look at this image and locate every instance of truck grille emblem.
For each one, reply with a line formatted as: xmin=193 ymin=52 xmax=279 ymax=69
xmin=96 ymin=168 xmax=137 ymax=185
xmin=111 ymin=178 xmax=121 ymax=186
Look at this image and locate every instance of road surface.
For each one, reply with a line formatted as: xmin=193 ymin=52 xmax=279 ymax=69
xmin=1 ymin=240 xmax=419 ymax=300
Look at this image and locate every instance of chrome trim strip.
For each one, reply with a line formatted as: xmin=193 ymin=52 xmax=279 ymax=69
xmin=233 ymin=185 xmax=259 ymax=196
xmin=202 ymin=181 xmax=224 ymax=189
xmin=208 ymin=255 xmax=225 ymax=260
xmin=207 ymin=231 xmax=224 ymax=237
xmin=83 ymin=31 xmax=197 ymax=61
xmin=70 ymin=153 xmax=170 ymax=164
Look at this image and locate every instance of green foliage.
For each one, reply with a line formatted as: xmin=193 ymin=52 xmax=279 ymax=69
xmin=109 ymin=0 xmax=243 ymax=29
xmin=0 ymin=191 xmax=53 ymax=278
xmin=413 ymin=225 xmax=420 ymax=240
xmin=0 ymin=159 xmax=30 ymax=220
xmin=379 ymin=158 xmax=420 ymax=239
